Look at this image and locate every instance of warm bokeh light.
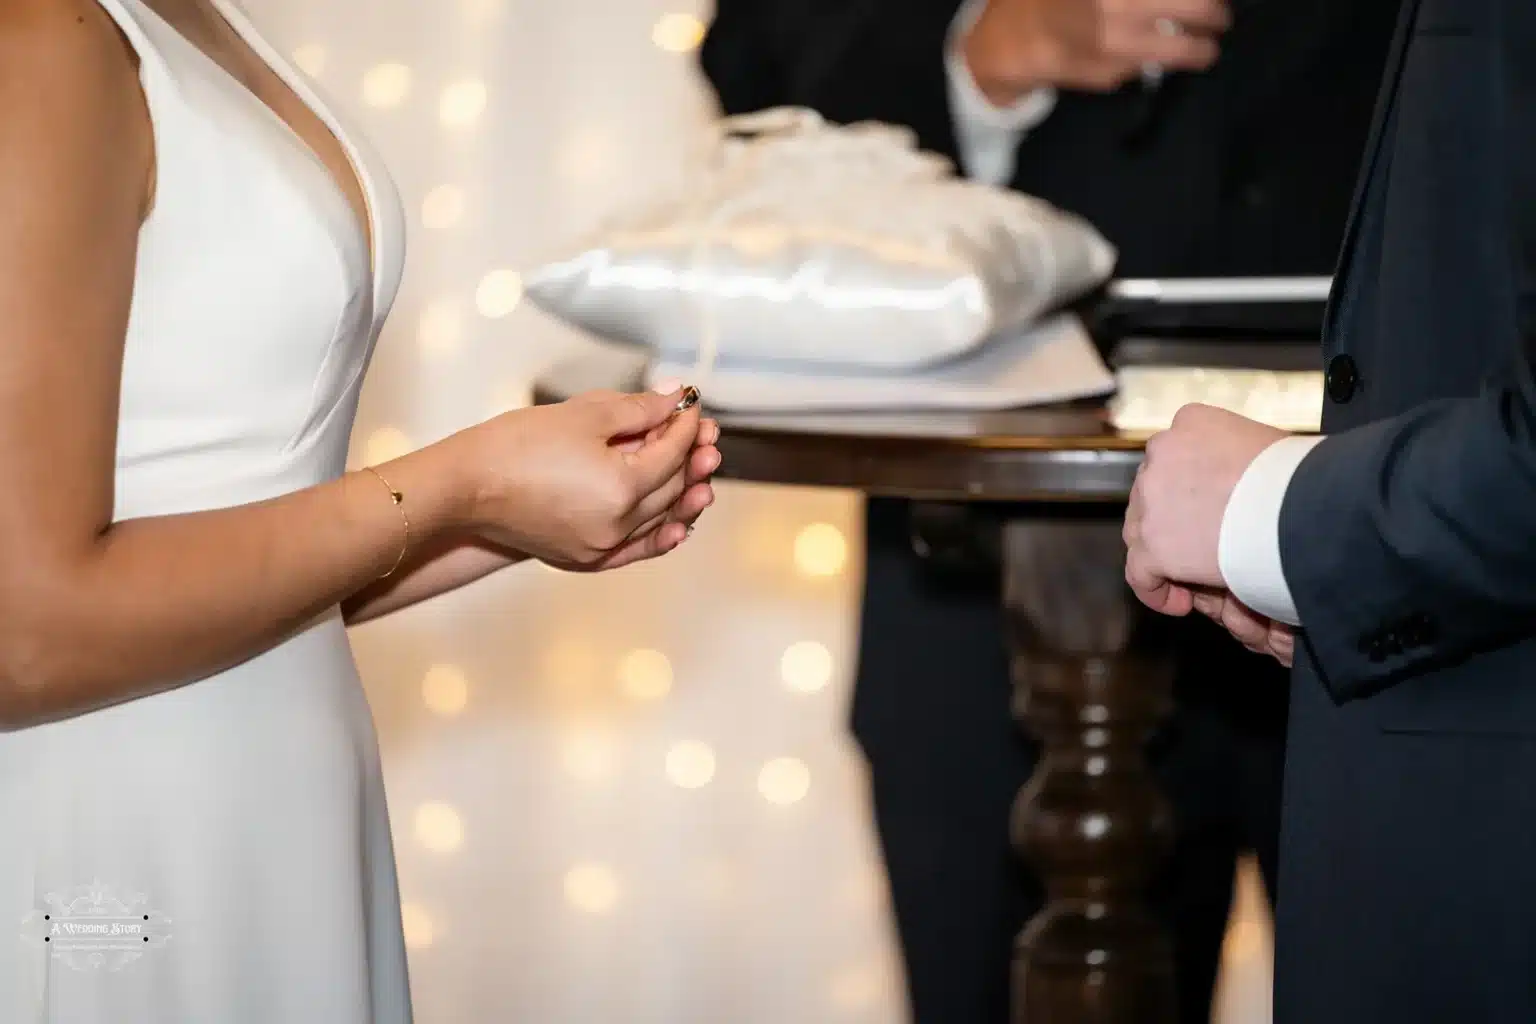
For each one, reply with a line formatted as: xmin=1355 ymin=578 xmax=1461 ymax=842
xmin=361 ymin=62 xmax=413 ymax=108
xmin=460 ymin=0 xmax=504 ymax=19
xmin=561 ymin=731 xmax=616 ymax=782
xmin=794 ymin=523 xmax=848 ymax=577
xmin=780 ymin=641 xmax=834 ymax=694
xmin=542 ymin=638 xmax=601 ymax=698
xmin=421 ymin=184 xmax=467 ymax=230
xmin=475 ymin=269 xmax=524 ymax=319
xmin=665 ymin=741 xmax=717 ymax=790
xmin=421 ymin=664 xmax=470 ymax=717
xmin=651 ymin=13 xmax=706 ymax=53
xmin=291 ymin=44 xmax=326 ymax=78
xmin=400 ymin=902 xmax=436 ymax=950
xmin=758 ymin=757 xmax=811 ymax=806
xmin=440 ymin=80 xmax=488 ymax=128
xmin=414 ymin=802 xmax=465 ymax=854
xmin=363 ymin=426 xmax=413 ymax=465
xmin=417 ymin=299 xmax=463 ymax=359
xmin=564 ymin=863 xmax=620 ymax=914
xmin=618 ymin=649 xmax=673 ymax=702
xmin=828 ymin=961 xmax=888 ymax=1012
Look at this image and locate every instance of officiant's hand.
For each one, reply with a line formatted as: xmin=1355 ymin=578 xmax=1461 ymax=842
xmin=964 ymin=0 xmax=1230 ymax=103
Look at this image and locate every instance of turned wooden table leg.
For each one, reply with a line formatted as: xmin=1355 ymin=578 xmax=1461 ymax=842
xmin=1002 ymin=516 xmax=1177 ymax=1024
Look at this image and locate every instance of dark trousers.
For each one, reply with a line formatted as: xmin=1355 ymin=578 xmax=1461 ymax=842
xmin=851 ymin=499 xmax=1287 ymax=1024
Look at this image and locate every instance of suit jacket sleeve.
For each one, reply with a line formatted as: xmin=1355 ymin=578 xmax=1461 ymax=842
xmin=1277 ymin=1 xmax=1536 ymax=703
xmin=699 ymin=0 xmax=967 ymax=164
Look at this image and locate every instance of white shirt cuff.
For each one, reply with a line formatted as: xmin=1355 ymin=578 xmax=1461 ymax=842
xmin=946 ymin=0 xmax=1056 ymax=185
xmin=1217 ymin=435 xmax=1326 ymax=627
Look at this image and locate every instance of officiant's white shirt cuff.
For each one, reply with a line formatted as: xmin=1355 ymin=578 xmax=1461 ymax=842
xmin=1218 ymin=435 xmax=1326 ymax=627
xmin=946 ymin=0 xmax=1057 ymax=186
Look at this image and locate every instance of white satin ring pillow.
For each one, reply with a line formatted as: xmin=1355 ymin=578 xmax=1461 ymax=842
xmin=524 ymin=108 xmax=1117 ymax=372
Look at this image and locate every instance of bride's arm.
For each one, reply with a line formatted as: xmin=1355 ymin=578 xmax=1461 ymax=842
xmin=341 ymin=421 xmax=720 ymax=626
xmin=342 ymin=540 xmax=527 ymax=626
xmin=0 ymin=4 xmax=703 ymax=728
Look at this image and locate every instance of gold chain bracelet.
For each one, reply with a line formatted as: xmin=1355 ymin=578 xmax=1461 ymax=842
xmin=364 ymin=466 xmax=409 ymax=580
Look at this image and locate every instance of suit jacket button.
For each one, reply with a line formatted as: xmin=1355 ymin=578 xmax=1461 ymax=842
xmin=1326 ymin=354 xmax=1360 ymax=403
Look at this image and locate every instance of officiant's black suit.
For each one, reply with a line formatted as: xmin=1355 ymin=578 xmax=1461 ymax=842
xmin=701 ymin=3 xmax=1399 ymax=1021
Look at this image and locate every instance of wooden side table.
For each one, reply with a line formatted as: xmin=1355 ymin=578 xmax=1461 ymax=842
xmin=536 ymin=337 xmax=1317 ymax=1024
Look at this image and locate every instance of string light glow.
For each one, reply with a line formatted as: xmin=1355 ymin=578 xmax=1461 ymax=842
xmin=618 ymin=649 xmax=673 ymax=701
xmin=363 ymin=427 xmax=412 ymax=465
xmin=651 ymin=13 xmax=706 ymax=53
xmin=400 ymin=902 xmax=436 ymax=950
xmin=475 ymin=269 xmax=524 ymax=319
xmin=291 ymin=44 xmax=326 ymax=78
xmin=665 ymin=741 xmax=717 ymax=789
xmin=421 ymin=664 xmax=469 ymax=717
xmin=564 ymin=863 xmax=620 ymax=914
xmin=440 ymin=80 xmax=488 ymax=128
xmin=414 ymin=802 xmax=465 ymax=854
xmin=758 ymin=757 xmax=811 ymax=806
xmin=780 ymin=641 xmax=834 ymax=693
xmin=361 ymin=63 xmax=412 ymax=108
xmin=794 ymin=523 xmax=848 ymax=577
xmin=542 ymin=638 xmax=601 ymax=697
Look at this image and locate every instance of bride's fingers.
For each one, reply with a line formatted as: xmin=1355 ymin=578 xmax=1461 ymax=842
xmin=598 ymin=520 xmax=689 ymax=570
xmin=623 ymin=469 xmax=688 ymax=533
xmin=625 ymin=509 xmax=671 ymax=543
xmin=622 ymin=481 xmax=714 ymax=544
xmin=612 ymin=419 xmax=718 ymax=456
xmin=671 ymin=481 xmax=714 ymax=526
xmin=687 ymin=445 xmax=721 ymax=485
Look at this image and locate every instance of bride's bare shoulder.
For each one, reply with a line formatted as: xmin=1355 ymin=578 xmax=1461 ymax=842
xmin=0 ymin=0 xmax=152 ymax=216
xmin=1 ymin=0 xmax=138 ymax=63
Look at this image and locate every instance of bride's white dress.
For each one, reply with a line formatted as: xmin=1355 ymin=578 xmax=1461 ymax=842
xmin=0 ymin=0 xmax=411 ymax=1020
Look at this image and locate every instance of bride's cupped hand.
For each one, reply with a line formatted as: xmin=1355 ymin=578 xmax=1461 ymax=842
xmin=445 ymin=387 xmax=720 ymax=571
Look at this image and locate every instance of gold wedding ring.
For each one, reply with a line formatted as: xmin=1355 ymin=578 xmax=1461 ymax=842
xmin=675 ymin=386 xmax=701 ymax=413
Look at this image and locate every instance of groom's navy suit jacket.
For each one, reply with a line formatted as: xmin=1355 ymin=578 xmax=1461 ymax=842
xmin=1274 ymin=0 xmax=1536 ymax=1018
